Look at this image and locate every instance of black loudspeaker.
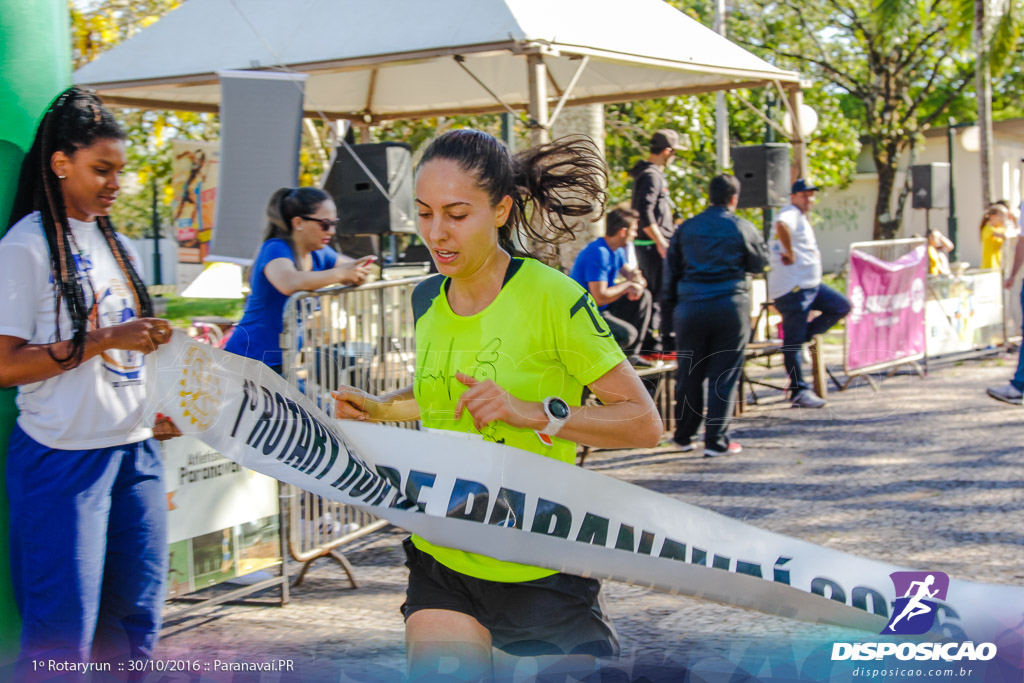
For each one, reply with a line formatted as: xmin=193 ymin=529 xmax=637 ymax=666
xmin=324 ymin=142 xmax=416 ymax=235
xmin=731 ymin=144 xmax=791 ymax=209
xmin=911 ymin=163 xmax=950 ymax=209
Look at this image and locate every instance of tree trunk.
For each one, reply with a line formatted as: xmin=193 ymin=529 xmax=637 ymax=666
xmin=976 ymin=0 xmax=994 ymax=206
xmin=872 ymin=148 xmax=900 ymax=240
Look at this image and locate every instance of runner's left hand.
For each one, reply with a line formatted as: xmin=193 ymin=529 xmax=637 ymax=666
xmin=454 ymin=372 xmax=545 ymax=432
xmin=153 ymin=413 xmax=182 ymax=441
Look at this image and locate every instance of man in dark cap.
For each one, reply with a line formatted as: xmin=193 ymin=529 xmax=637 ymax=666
xmin=630 ymin=129 xmax=681 ymax=360
xmin=768 ymin=179 xmax=850 ymax=408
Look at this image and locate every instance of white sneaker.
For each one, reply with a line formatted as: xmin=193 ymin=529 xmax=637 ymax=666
xmin=987 ymin=383 xmax=1023 ymax=405
xmin=704 ymin=442 xmax=742 ymax=457
xmin=801 ymin=344 xmax=813 ymax=365
xmin=792 ymin=389 xmax=827 ymax=409
xmin=671 ymin=437 xmax=696 ymax=452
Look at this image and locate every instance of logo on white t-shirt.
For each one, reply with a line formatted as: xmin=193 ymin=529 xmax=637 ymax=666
xmin=90 ymin=278 xmax=145 ymax=386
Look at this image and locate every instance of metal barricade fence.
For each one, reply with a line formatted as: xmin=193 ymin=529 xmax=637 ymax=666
xmin=280 ymin=275 xmax=430 ymax=585
xmin=847 ymin=238 xmax=923 ymax=265
xmin=843 ymin=238 xmax=927 ymax=383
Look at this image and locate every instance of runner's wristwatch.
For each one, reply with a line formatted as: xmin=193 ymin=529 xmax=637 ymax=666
xmin=540 ymin=396 xmax=571 ymax=436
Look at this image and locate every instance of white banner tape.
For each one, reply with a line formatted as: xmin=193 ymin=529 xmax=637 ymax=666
xmin=148 ymin=334 xmax=1023 ymax=647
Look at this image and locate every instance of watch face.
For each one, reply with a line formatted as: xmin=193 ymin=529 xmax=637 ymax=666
xmin=549 ymin=397 xmax=570 ymax=420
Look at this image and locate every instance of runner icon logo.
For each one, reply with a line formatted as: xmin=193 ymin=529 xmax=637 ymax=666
xmin=882 ymin=571 xmax=950 ymax=635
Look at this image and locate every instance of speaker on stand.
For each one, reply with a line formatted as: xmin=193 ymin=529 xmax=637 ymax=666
xmin=322 ymin=142 xmax=417 ymax=266
xmin=911 ymin=163 xmax=951 ymax=236
xmin=731 ymin=144 xmax=792 ymax=209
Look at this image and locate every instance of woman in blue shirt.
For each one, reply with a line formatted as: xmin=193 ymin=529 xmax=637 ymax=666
xmin=224 ymin=187 xmax=374 ymax=372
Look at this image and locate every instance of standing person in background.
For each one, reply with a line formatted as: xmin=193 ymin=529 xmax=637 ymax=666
xmin=980 ymin=203 xmax=1013 ymax=270
xmin=223 ymin=187 xmax=374 ymax=373
xmin=665 ymin=174 xmax=768 ymax=457
xmin=630 ymin=129 xmax=681 ymax=360
xmin=569 ymin=206 xmax=653 ymax=365
xmin=332 ymin=129 xmax=661 ymax=682
xmin=927 ymin=229 xmax=955 ymax=276
xmin=768 ymin=179 xmax=850 ymax=409
xmin=0 ymin=87 xmax=179 ymax=676
xmin=987 ymin=226 xmax=1024 ymax=405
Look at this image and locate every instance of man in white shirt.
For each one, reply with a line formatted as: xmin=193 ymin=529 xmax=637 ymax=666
xmin=768 ymin=179 xmax=851 ymax=408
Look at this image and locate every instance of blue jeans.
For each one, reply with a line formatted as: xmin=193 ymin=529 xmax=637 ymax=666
xmin=7 ymin=425 xmax=167 ymax=674
xmin=1013 ymin=286 xmax=1024 ymax=392
xmin=773 ymin=284 xmax=851 ymax=393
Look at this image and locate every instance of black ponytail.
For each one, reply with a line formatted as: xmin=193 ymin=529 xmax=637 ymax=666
xmin=416 ymin=129 xmax=608 ymax=257
xmin=8 ymin=86 xmax=151 ymax=370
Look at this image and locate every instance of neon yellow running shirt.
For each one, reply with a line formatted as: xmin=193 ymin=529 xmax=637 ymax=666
xmin=410 ymin=257 xmax=625 ymax=582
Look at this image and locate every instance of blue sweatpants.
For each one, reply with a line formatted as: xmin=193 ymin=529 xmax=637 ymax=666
xmin=7 ymin=424 xmax=167 ymax=671
xmin=1013 ymin=285 xmax=1024 ymax=392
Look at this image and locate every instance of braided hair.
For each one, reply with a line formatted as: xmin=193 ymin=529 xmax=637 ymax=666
xmin=8 ymin=86 xmax=152 ymax=369
xmin=416 ymin=129 xmax=608 ymax=256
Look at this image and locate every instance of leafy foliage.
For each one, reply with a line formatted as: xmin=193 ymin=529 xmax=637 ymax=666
xmin=725 ymin=0 xmax=1021 ymax=238
xmin=71 ymin=0 xmax=183 ymax=69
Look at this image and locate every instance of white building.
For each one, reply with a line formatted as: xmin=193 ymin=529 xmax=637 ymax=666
xmin=814 ymin=119 xmax=1024 ymax=273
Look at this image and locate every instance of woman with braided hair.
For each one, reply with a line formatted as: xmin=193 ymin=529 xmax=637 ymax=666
xmin=0 ymin=87 xmax=178 ymax=672
xmin=332 ymin=129 xmax=662 ymax=681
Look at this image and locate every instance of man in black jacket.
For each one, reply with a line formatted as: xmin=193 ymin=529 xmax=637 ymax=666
xmin=664 ymin=174 xmax=769 ymax=457
xmin=630 ymin=129 xmax=681 ymax=359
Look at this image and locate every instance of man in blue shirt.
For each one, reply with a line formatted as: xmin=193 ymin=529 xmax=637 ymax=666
xmin=570 ymin=207 xmax=653 ymax=364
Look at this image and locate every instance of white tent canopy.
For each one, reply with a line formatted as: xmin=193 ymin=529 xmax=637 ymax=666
xmin=74 ymin=0 xmax=801 ymax=123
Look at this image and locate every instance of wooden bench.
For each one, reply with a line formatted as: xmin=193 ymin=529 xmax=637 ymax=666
xmin=737 ymin=336 xmax=828 ymax=411
xmin=577 ymin=360 xmax=677 ymax=466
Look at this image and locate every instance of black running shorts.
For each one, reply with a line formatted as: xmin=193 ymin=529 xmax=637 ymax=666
xmin=400 ymin=537 xmax=619 ymax=657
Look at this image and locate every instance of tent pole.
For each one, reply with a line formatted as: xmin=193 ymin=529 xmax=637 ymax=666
xmin=547 ymin=56 xmax=589 ymax=130
xmin=0 ymin=0 xmax=72 ymax=659
xmin=527 ymin=53 xmax=550 ymax=146
xmin=787 ymin=86 xmax=808 ymax=181
xmin=714 ymin=0 xmax=730 ymax=172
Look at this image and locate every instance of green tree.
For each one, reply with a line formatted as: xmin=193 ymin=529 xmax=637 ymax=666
xmin=958 ymin=0 xmax=1020 ymax=204
xmin=604 ymin=87 xmax=859 ymax=223
xmin=729 ymin=0 xmax=1020 ymax=239
xmin=70 ymin=0 xmax=182 ymax=69
xmin=70 ymin=1 xmax=216 ymax=240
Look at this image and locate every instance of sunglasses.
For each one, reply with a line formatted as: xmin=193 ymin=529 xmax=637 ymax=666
xmin=300 ymin=216 xmax=339 ymax=231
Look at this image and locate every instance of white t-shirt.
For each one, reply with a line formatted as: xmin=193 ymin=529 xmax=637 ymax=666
xmin=0 ymin=212 xmax=153 ymax=449
xmin=767 ymin=204 xmax=823 ymax=299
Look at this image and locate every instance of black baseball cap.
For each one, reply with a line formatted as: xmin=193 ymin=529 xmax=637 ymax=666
xmin=650 ymin=129 xmax=682 ymax=151
xmin=791 ymin=178 xmax=821 ymax=193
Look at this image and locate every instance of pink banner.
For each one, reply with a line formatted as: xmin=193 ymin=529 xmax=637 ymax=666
xmin=846 ymin=246 xmax=927 ymax=372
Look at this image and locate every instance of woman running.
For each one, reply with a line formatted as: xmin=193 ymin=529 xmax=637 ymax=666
xmin=332 ymin=129 xmax=662 ymax=681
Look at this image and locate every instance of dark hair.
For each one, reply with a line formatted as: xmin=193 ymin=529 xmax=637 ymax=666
xmin=416 ymin=129 xmax=607 ymax=256
xmin=263 ymin=187 xmax=332 ymax=268
xmin=606 ymin=207 xmax=639 ymax=236
xmin=709 ymin=174 xmax=741 ymax=206
xmin=8 ymin=86 xmax=150 ymax=370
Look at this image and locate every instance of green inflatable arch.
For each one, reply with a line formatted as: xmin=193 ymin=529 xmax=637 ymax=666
xmin=0 ymin=0 xmax=71 ymax=661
